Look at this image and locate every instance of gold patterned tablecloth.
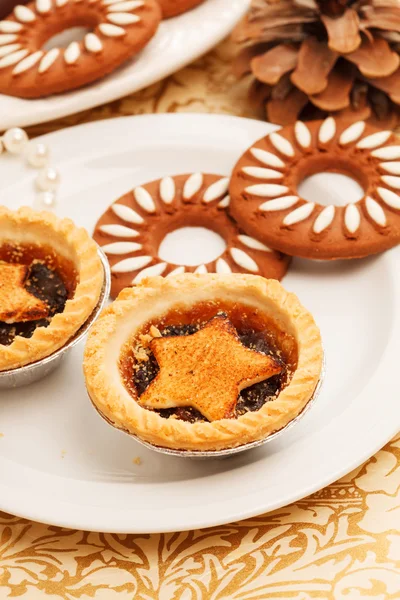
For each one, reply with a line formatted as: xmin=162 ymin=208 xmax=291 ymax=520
xmin=1 ymin=40 xmax=400 ymax=599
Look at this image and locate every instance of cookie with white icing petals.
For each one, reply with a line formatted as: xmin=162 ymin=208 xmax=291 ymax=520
xmin=157 ymin=0 xmax=204 ymax=18
xmin=93 ymin=173 xmax=290 ymax=298
xmin=0 ymin=0 xmax=161 ymax=98
xmin=229 ymin=118 xmax=400 ymax=260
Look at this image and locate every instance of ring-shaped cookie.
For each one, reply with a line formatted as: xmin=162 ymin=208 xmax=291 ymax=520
xmin=93 ymin=173 xmax=290 ymax=298
xmin=157 ymin=0 xmax=204 ymax=18
xmin=0 ymin=0 xmax=161 ymax=98
xmin=230 ymin=118 xmax=400 ymax=260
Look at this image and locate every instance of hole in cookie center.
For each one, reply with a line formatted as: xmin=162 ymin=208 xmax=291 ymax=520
xmin=43 ymin=27 xmax=91 ymax=50
xmin=298 ymin=173 xmax=364 ymax=206
xmin=296 ymin=156 xmax=366 ymax=206
xmin=158 ymin=227 xmax=227 ymax=267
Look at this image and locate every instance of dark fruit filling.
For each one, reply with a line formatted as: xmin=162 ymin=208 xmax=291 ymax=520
xmin=0 ymin=263 xmax=68 ymax=346
xmin=121 ymin=302 xmax=297 ymax=423
xmin=0 ymin=243 xmax=77 ymax=347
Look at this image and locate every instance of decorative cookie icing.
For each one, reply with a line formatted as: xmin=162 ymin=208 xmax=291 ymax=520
xmin=380 ymin=162 xmax=400 ymax=175
xmin=132 ymin=262 xmax=167 ymax=283
xmin=313 ymin=205 xmax=335 ymax=234
xmin=242 ymin=166 xmax=283 ymax=180
xmin=107 ymin=12 xmax=140 ymax=24
xmin=0 ymin=48 xmax=28 ymax=68
xmin=283 ymin=202 xmax=315 ymax=226
xmin=98 ymin=23 xmax=125 ymax=36
xmin=13 ymin=49 xmax=42 ymax=73
xmin=0 ymin=21 xmax=23 ymax=33
xmin=377 ymin=187 xmax=400 ymax=209
xmin=356 ymin=131 xmax=391 ymax=150
xmin=318 ymin=117 xmax=336 ymax=144
xmin=381 ymin=175 xmax=400 ymax=189
xmin=193 ymin=264 xmax=206 ymax=274
xmin=160 ymin=176 xmax=175 ymax=204
xmin=230 ymin=248 xmax=258 ymax=272
xmin=38 ymin=48 xmax=59 ymax=73
xmin=101 ymin=241 xmax=142 ymax=254
xmin=111 ymin=203 xmax=144 ymax=224
xmin=93 ymin=173 xmax=290 ymax=298
xmin=64 ymin=41 xmax=80 ymax=64
xmin=0 ymin=44 xmax=22 ymax=58
xmin=203 ymin=177 xmax=229 ymax=203
xmin=229 ymin=118 xmax=400 ymax=260
xmin=0 ymin=34 xmax=19 ymax=45
xmin=111 ymin=255 xmax=152 ymax=273
xmin=218 ymin=195 xmax=230 ymax=208
xmin=344 ymin=204 xmax=360 ymax=234
xmin=108 ymin=1 xmax=145 ymax=10
xmin=36 ymin=0 xmax=51 ymax=14
xmin=0 ymin=0 xmax=161 ymax=98
xmin=216 ymin=258 xmax=231 ymax=274
xmin=183 ymin=172 xmax=203 ymax=199
xmin=372 ymin=146 xmax=400 ymax=160
xmin=259 ymin=196 xmax=299 ymax=211
xmin=99 ymin=223 xmax=139 ymax=237
xmin=167 ymin=265 xmax=186 ymax=277
xmin=134 ymin=186 xmax=156 ymax=213
xmin=339 ymin=121 xmax=365 ymax=146
xmin=294 ymin=121 xmax=311 ymax=148
xmin=237 ymin=235 xmax=271 ymax=252
xmin=269 ymin=133 xmax=294 ymax=157
xmin=250 ymin=147 xmax=285 ymax=169
xmin=14 ymin=5 xmax=36 ymax=22
xmin=84 ymin=33 xmax=103 ymax=53
xmin=245 ymin=184 xmax=289 ymax=197
xmin=365 ymin=197 xmax=387 ymax=227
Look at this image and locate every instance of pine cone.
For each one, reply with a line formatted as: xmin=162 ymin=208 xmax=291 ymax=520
xmin=234 ymin=0 xmax=400 ymax=128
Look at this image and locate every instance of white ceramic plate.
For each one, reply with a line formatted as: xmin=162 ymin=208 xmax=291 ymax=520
xmin=0 ymin=0 xmax=248 ymax=130
xmin=0 ymin=114 xmax=399 ymax=533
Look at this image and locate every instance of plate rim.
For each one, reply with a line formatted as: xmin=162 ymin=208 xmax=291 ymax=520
xmin=0 ymin=112 xmax=399 ymax=533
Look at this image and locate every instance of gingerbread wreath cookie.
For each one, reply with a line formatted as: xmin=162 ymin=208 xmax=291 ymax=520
xmin=229 ymin=118 xmax=400 ymax=260
xmin=157 ymin=0 xmax=204 ymax=18
xmin=93 ymin=173 xmax=290 ymax=298
xmin=0 ymin=0 xmax=161 ymax=98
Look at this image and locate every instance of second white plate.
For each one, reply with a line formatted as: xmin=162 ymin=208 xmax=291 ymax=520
xmin=0 ymin=114 xmax=399 ymax=533
xmin=0 ymin=0 xmax=248 ymax=130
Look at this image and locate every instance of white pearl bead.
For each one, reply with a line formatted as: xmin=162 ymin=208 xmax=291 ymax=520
xmin=3 ymin=127 xmax=28 ymax=154
xmin=35 ymin=191 xmax=57 ymax=208
xmin=26 ymin=142 xmax=49 ymax=168
xmin=36 ymin=166 xmax=60 ymax=192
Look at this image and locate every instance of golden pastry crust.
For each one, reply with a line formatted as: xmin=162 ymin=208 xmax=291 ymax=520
xmin=83 ymin=274 xmax=323 ymax=452
xmin=0 ymin=206 xmax=104 ymax=371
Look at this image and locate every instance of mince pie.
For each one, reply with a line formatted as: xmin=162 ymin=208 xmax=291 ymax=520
xmin=84 ymin=273 xmax=323 ymax=452
xmin=0 ymin=206 xmax=104 ymax=371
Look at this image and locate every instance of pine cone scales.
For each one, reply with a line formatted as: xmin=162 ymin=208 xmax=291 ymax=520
xmin=234 ymin=0 xmax=400 ymax=127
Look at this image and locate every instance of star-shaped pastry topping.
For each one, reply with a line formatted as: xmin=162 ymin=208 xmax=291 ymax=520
xmin=0 ymin=263 xmax=50 ymax=324
xmin=138 ymin=315 xmax=282 ymax=421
